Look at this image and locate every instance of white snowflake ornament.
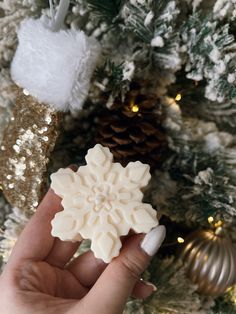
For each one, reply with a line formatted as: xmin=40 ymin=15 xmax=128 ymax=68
xmin=50 ymin=144 xmax=159 ymax=263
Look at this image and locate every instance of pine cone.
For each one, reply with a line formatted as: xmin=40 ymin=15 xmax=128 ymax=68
xmin=95 ymin=88 xmax=168 ymax=170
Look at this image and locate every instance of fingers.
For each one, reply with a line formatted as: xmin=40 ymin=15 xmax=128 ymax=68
xmin=84 ymin=226 xmax=166 ymax=314
xmin=45 ymin=239 xmax=80 ymax=268
xmin=7 ymin=188 xmax=63 ymax=268
xmin=51 ymin=265 xmax=89 ymax=299
xmin=67 ymin=250 xmax=107 ymax=287
xmin=67 ymin=249 xmax=155 ymax=299
xmin=132 ymin=280 xmax=157 ymax=299
xmin=7 ymin=165 xmax=78 ymax=268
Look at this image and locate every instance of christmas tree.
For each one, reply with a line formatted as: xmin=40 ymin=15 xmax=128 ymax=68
xmin=1 ymin=0 xmax=236 ymax=312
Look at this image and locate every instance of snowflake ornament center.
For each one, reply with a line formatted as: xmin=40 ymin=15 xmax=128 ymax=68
xmin=50 ymin=144 xmax=159 ymax=263
xmin=95 ymin=194 xmax=106 ymax=205
xmin=93 ymin=193 xmax=113 ymax=212
xmin=89 ymin=183 xmax=116 ymax=212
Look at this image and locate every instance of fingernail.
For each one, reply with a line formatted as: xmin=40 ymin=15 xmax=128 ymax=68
xmin=141 ymin=279 xmax=157 ymax=291
xmin=140 ymin=225 xmax=166 ymax=256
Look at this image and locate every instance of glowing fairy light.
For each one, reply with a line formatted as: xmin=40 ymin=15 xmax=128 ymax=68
xmin=177 ymin=237 xmax=185 ymax=244
xmin=175 ymin=93 xmax=182 ymax=101
xmin=131 ymin=104 xmax=139 ymax=112
xmin=208 ymin=216 xmax=214 ymax=224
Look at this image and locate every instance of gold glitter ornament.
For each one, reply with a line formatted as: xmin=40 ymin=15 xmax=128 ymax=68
xmin=0 ymin=87 xmax=61 ymax=213
xmin=180 ymin=228 xmax=236 ymax=296
xmin=0 ymin=0 xmax=100 ymax=213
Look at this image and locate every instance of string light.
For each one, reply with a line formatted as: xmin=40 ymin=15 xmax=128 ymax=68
xmin=177 ymin=237 xmax=185 ymax=244
xmin=129 ymin=99 xmax=140 ymax=113
xmin=208 ymin=216 xmax=224 ymax=229
xmin=208 ymin=216 xmax=214 ymax=224
xmin=131 ymin=104 xmax=139 ymax=112
xmin=214 ymin=220 xmax=223 ymax=228
xmin=175 ymin=93 xmax=182 ymax=101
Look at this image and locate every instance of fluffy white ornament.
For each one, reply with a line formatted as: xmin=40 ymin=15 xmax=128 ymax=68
xmin=11 ymin=18 xmax=101 ymax=111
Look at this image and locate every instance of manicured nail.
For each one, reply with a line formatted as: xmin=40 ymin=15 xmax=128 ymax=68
xmin=141 ymin=279 xmax=157 ymax=291
xmin=140 ymin=225 xmax=166 ymax=256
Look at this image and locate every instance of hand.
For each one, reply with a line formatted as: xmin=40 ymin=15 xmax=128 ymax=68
xmin=0 ymin=188 xmax=165 ymax=314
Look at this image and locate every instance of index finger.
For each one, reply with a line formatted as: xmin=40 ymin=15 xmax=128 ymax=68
xmin=7 ymin=188 xmax=62 ymax=268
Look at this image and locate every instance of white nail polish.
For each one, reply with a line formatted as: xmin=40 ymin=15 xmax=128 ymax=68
xmin=141 ymin=280 xmax=157 ymax=291
xmin=141 ymin=225 xmax=166 ymax=256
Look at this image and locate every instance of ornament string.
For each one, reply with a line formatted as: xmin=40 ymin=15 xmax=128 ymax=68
xmin=49 ymin=0 xmax=55 ymax=23
xmin=49 ymin=0 xmax=70 ymax=31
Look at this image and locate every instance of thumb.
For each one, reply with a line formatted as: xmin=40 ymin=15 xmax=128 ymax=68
xmin=84 ymin=225 xmax=166 ymax=314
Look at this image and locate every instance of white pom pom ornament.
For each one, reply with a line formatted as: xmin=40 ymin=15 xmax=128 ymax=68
xmin=11 ymin=0 xmax=101 ymax=111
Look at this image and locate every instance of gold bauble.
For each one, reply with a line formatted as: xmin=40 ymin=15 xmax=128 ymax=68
xmin=181 ymin=228 xmax=236 ymax=296
xmin=0 ymin=87 xmax=61 ymax=214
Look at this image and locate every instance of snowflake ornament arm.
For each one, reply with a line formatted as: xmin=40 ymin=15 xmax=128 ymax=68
xmin=50 ymin=144 xmax=159 ymax=263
